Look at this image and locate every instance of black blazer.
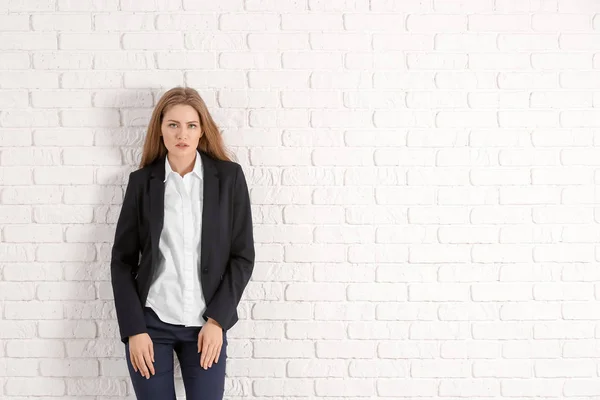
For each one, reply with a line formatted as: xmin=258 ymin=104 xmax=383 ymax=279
xmin=110 ymin=150 xmax=255 ymax=343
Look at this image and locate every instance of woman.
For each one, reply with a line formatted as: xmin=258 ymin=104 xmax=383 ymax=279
xmin=110 ymin=86 xmax=255 ymax=399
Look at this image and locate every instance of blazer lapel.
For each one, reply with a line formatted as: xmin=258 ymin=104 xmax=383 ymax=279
xmin=199 ymin=150 xmax=220 ymax=270
xmin=148 ymin=150 xmax=220 ymax=272
xmin=149 ymin=156 xmax=165 ymax=266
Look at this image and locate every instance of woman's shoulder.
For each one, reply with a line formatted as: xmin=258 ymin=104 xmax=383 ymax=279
xmin=207 ymin=154 xmax=243 ymax=177
xmin=127 ymin=161 xmax=155 ymax=184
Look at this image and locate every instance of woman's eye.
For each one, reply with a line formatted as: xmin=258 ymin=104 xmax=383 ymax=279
xmin=189 ymin=124 xmax=197 ymax=128
xmin=169 ymin=123 xmax=177 ymax=128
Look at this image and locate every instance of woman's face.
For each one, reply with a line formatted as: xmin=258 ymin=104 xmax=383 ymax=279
xmin=160 ymin=103 xmax=202 ymax=157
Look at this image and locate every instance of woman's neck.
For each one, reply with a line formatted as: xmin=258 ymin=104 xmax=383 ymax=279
xmin=167 ymin=152 xmax=196 ymax=177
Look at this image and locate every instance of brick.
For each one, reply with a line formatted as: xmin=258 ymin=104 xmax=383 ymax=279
xmin=58 ymin=0 xmax=119 ymax=10
xmin=120 ymin=0 xmax=181 ymax=10
xmin=288 ymin=359 xmax=346 ymax=377
xmin=123 ymin=33 xmax=183 ymax=50
xmin=1 ymin=186 xmax=61 ymax=205
xmin=312 ymin=71 xmax=372 ymax=88
xmin=220 ymin=52 xmax=280 ymax=69
xmin=6 ymin=339 xmax=65 ymax=358
xmin=252 ymin=303 xmax=312 ymax=320
xmin=533 ymin=14 xmax=591 ymax=31
xmin=4 ymin=224 xmax=62 ymax=242
xmin=0 ymin=0 xmax=54 ymax=12
xmin=315 ymin=378 xmax=376 ymax=397
xmin=253 ymin=378 xmax=314 ymax=396
xmin=5 ymin=377 xmax=65 ymax=396
xmin=5 ymin=301 xmax=63 ymax=319
xmin=309 ymin=0 xmax=368 ymax=10
xmin=498 ymin=33 xmax=558 ymax=50
xmin=156 ymin=51 xmax=215 ymax=69
xmin=60 ymin=33 xmax=119 ymax=50
xmin=0 ymin=206 xmax=32 ymax=223
xmin=2 ymin=263 xmax=63 ymax=281
xmin=124 ymin=71 xmax=183 ymax=88
xmin=40 ymin=359 xmax=99 ymax=377
xmin=0 ymin=92 xmax=28 ymax=108
xmin=227 ymin=321 xmax=284 ymax=339
xmin=495 ymin=0 xmax=557 ymax=12
xmin=316 ymin=340 xmax=375 ymax=358
xmin=372 ymin=0 xmax=432 ymax=10
xmin=64 ymin=301 xmax=115 ymax=320
xmin=33 ymin=52 xmax=93 ymax=69
xmin=282 ymin=14 xmax=342 ymax=30
xmin=39 ymin=320 xmax=97 ymax=339
xmin=32 ymin=14 xmax=92 ymax=31
xmin=225 ymin=359 xmax=286 ymax=377
xmin=93 ymin=91 xmax=153 ymax=108
xmin=248 ymin=33 xmax=309 ymax=50
xmin=220 ymin=13 xmax=278 ymax=30
xmin=61 ymin=71 xmax=121 ymax=88
xmin=246 ymin=0 xmax=306 ymax=10
xmin=94 ymin=13 xmax=155 ymax=30
xmin=344 ymin=13 xmax=403 ymax=30
xmin=187 ymin=70 xmax=246 ymax=89
xmin=0 ymin=321 xmax=37 ymax=339
xmin=31 ymin=90 xmax=92 ymax=108
xmin=314 ymin=302 xmax=375 ymax=320
xmin=1 ymin=72 xmax=60 ymax=90
xmin=0 ymin=33 xmax=57 ymax=49
xmin=310 ymin=33 xmax=370 ymax=50
xmin=34 ymin=167 xmax=94 ymax=184
xmin=468 ymin=14 xmax=529 ymax=31
xmin=282 ymin=51 xmax=343 ymax=69
xmin=254 ymin=340 xmax=314 ymax=358
xmin=185 ymin=33 xmax=247 ymax=50
xmin=182 ymin=0 xmax=242 ymax=10
xmin=0 ymin=282 xmax=35 ymax=300
xmin=0 ymin=53 xmax=29 ymax=70
xmin=94 ymin=52 xmax=154 ymax=70
xmin=66 ymin=377 xmax=128 ymax=396
xmin=248 ymin=70 xmax=309 ymax=89
xmin=61 ymin=109 xmax=121 ymax=127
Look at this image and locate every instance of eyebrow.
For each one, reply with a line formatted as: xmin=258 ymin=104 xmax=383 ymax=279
xmin=166 ymin=119 xmax=199 ymax=123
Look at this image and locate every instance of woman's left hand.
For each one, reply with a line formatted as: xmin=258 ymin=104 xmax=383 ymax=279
xmin=197 ymin=318 xmax=223 ymax=369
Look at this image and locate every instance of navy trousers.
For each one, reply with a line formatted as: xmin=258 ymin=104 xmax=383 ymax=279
xmin=125 ymin=307 xmax=227 ymax=400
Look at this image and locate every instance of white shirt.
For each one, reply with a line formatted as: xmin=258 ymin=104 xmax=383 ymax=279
xmin=145 ymin=150 xmax=206 ymax=326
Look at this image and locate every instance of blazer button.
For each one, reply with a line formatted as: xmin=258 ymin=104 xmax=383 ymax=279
xmin=202 ymin=268 xmax=208 ymax=273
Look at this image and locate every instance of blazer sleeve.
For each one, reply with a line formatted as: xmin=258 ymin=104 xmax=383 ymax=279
xmin=203 ymin=164 xmax=255 ymax=330
xmin=111 ymin=171 xmax=147 ymax=343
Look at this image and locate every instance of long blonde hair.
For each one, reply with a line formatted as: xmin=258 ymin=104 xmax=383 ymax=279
xmin=139 ymin=87 xmax=233 ymax=168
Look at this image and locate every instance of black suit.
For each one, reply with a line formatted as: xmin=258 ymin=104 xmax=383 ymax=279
xmin=110 ymin=150 xmax=255 ymax=343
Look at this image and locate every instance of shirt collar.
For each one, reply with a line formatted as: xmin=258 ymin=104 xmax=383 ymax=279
xmin=164 ymin=150 xmax=203 ymax=182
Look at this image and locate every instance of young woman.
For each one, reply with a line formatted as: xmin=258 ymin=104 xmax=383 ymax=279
xmin=110 ymin=87 xmax=255 ymax=399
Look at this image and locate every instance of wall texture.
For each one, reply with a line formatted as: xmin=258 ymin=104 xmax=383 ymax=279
xmin=1 ymin=0 xmax=600 ymax=399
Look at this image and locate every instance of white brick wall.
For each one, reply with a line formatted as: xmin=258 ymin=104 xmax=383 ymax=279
xmin=1 ymin=0 xmax=599 ymax=398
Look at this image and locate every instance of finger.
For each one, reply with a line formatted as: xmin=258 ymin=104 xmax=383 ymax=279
xmin=149 ymin=342 xmax=154 ymax=363
xmin=138 ymin=353 xmax=150 ymax=378
xmin=200 ymin=344 xmax=207 ymax=368
xmin=197 ymin=332 xmax=203 ymax=354
xmin=130 ymin=353 xmax=138 ymax=373
xmin=215 ymin=344 xmax=221 ymax=364
xmin=202 ymin=342 xmax=211 ymax=369
xmin=143 ymin=350 xmax=155 ymax=376
xmin=208 ymin=345 xmax=218 ymax=368
xmin=133 ymin=354 xmax=142 ymax=376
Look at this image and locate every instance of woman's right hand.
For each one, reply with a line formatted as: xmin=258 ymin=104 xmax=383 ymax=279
xmin=128 ymin=332 xmax=155 ymax=379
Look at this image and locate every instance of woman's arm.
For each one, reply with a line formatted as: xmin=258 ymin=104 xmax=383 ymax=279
xmin=203 ymin=164 xmax=255 ymax=330
xmin=111 ymin=171 xmax=146 ymax=343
